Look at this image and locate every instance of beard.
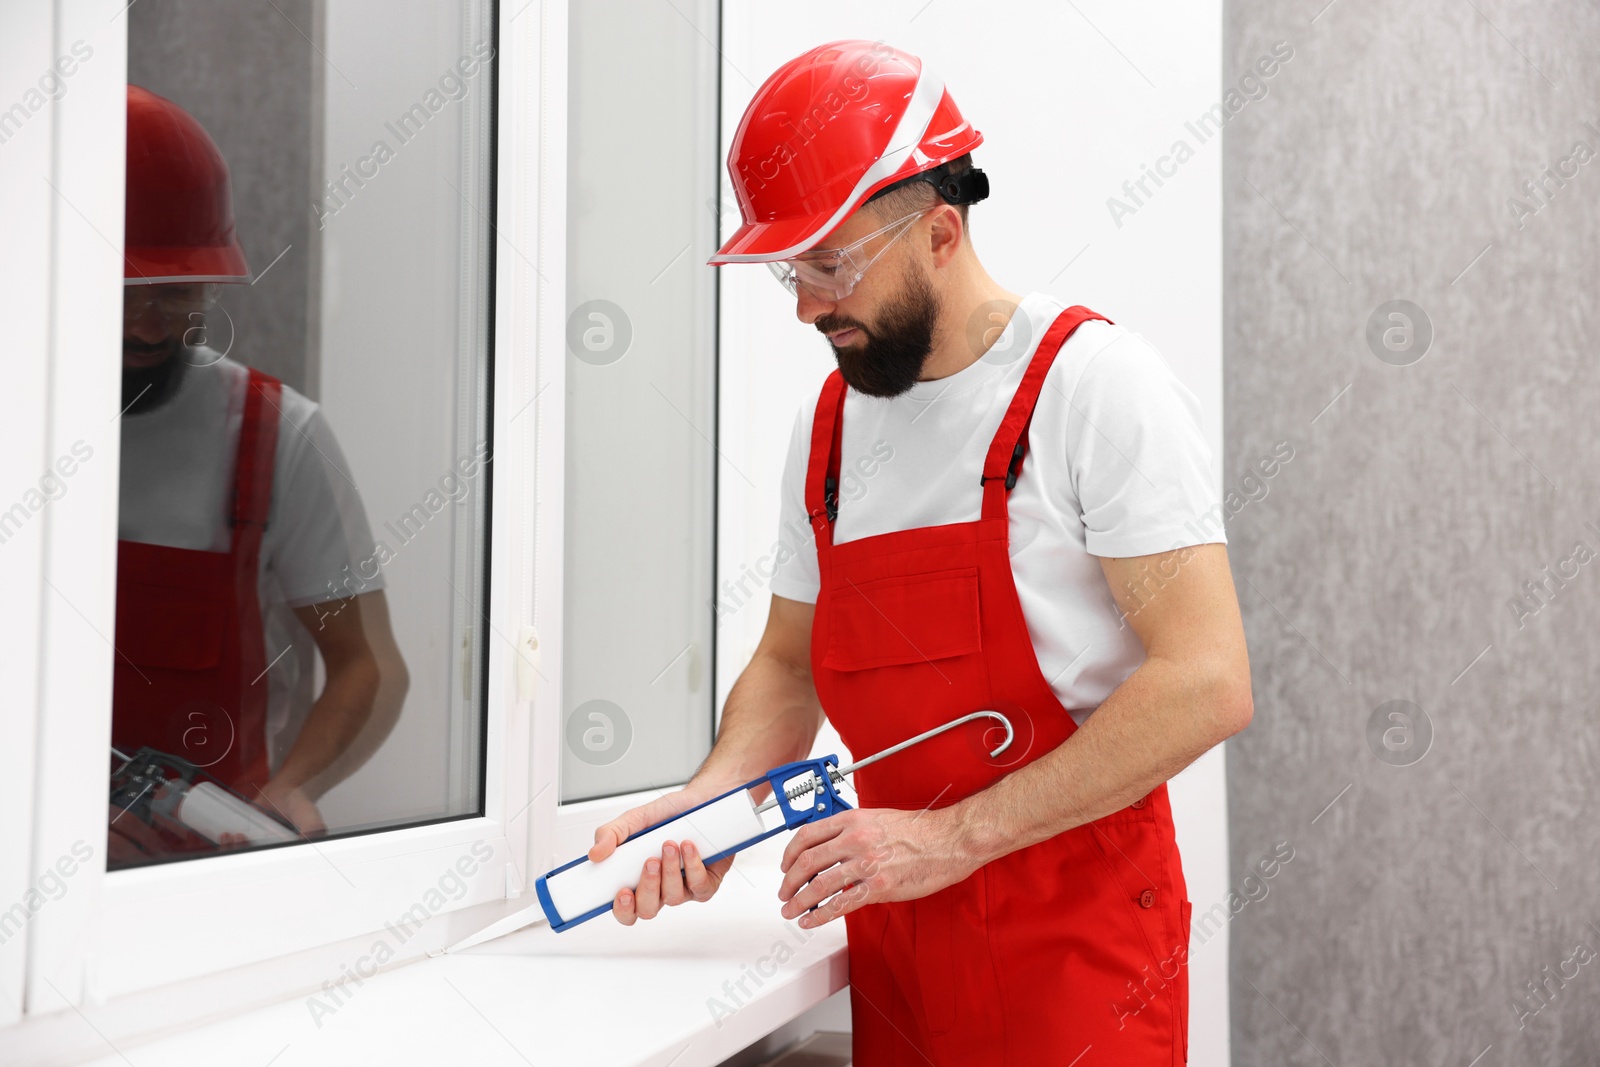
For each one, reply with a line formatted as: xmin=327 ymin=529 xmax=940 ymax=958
xmin=121 ymin=340 xmax=189 ymax=415
xmin=816 ymin=264 xmax=942 ymax=398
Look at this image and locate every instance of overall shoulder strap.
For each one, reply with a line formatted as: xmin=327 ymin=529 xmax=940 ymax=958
xmin=804 ymin=369 xmax=848 ymax=549
xmin=228 ymin=368 xmax=282 ymax=737
xmin=980 ymin=305 xmax=1112 ymax=521
xmin=231 ymin=367 xmax=282 ymax=552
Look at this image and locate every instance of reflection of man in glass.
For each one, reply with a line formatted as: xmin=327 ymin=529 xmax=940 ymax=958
xmin=111 ymin=85 xmax=407 ymax=864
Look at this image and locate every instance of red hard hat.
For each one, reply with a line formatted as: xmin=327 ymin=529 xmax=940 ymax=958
xmin=707 ymin=40 xmax=984 ymax=265
xmin=124 ymin=85 xmax=251 ymax=284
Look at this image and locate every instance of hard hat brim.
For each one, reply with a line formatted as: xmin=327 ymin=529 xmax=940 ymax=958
xmin=705 ymin=210 xmax=853 ymax=265
xmin=124 ymin=240 xmax=252 ymax=284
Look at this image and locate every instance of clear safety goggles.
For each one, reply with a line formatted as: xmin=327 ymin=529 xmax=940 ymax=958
xmin=123 ymin=282 xmax=221 ymax=323
xmin=766 ymin=208 xmax=930 ymax=301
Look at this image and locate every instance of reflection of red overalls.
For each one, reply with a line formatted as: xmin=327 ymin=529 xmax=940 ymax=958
xmin=113 ymin=368 xmax=280 ymax=799
xmin=806 ymin=307 xmax=1192 ymax=1065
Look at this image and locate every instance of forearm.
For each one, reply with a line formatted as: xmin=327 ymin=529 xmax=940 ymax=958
xmin=947 ymin=655 xmax=1247 ymax=866
xmin=297 ymin=646 xmax=408 ymax=796
xmin=282 ymin=591 xmax=409 ymax=798
xmin=272 ymin=657 xmax=379 ymax=796
xmin=690 ymin=652 xmax=824 ymax=803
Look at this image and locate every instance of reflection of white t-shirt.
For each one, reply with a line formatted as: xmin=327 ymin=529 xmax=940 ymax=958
xmin=768 ymin=291 xmax=1225 ymax=727
xmin=119 ymin=353 xmax=382 ymax=771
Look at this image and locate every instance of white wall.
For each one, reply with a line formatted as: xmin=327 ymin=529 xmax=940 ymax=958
xmin=713 ymin=4 xmax=1229 ymax=1062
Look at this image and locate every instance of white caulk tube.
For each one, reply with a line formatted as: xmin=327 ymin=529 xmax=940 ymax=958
xmin=177 ymin=781 xmax=301 ymax=845
xmin=537 ymin=787 xmax=774 ymax=930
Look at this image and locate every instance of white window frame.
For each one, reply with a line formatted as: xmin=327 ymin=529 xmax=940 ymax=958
xmin=0 ymin=0 xmax=65 ymax=1035
xmin=6 ymin=0 xmax=712 ymax=1042
xmin=9 ymin=0 xmax=549 ymax=1029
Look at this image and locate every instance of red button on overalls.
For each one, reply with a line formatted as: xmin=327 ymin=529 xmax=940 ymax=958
xmin=805 ymin=307 xmax=1192 ymax=1065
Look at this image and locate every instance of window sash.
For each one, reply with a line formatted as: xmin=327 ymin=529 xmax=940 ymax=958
xmin=13 ymin=0 xmax=707 ymax=1029
xmin=0 ymin=0 xmax=63 ymax=1033
xmin=17 ymin=0 xmax=547 ymax=1018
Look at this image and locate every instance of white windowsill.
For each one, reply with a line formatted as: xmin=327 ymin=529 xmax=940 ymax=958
xmin=61 ymin=833 xmax=848 ymax=1067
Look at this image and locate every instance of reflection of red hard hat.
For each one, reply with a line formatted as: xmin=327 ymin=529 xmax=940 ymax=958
xmin=708 ymin=40 xmax=985 ymax=265
xmin=124 ymin=85 xmax=251 ymax=283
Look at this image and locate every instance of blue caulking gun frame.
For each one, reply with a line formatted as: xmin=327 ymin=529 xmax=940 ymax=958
xmin=534 ymin=710 xmax=1015 ymax=932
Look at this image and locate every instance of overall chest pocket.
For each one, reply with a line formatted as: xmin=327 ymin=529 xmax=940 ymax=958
xmin=822 ymin=565 xmax=982 ymax=671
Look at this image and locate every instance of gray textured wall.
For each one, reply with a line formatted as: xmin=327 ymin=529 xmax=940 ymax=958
xmin=1225 ymin=2 xmax=1600 ymax=1064
xmin=128 ymin=0 xmax=315 ymax=394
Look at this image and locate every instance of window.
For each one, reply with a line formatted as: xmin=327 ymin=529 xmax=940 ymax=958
xmin=7 ymin=0 xmax=725 ymax=1036
xmin=6 ymin=0 xmax=538 ymax=1018
xmin=109 ymin=0 xmax=494 ymax=867
xmin=558 ymin=0 xmax=721 ymax=802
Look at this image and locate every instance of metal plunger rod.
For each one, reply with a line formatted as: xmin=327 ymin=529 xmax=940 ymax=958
xmin=755 ymin=710 xmax=1014 ymax=814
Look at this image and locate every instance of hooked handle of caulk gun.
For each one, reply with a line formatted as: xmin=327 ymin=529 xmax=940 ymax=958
xmin=533 ymin=755 xmax=852 ymax=933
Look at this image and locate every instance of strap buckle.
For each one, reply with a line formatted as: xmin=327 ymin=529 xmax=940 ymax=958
xmin=808 ymin=474 xmax=839 ymax=526
xmin=980 ymin=440 xmax=1026 ymax=491
xmin=228 ymin=486 xmax=269 ymax=529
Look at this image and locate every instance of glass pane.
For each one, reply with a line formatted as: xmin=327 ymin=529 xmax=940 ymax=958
xmin=561 ymin=0 xmax=719 ymax=800
xmin=110 ymin=0 xmax=494 ymax=867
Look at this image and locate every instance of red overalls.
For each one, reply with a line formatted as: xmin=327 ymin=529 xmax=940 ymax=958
xmin=112 ymin=367 xmax=281 ymax=799
xmin=806 ymin=307 xmax=1192 ymax=1065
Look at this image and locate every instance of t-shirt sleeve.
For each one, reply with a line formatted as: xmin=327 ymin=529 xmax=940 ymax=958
xmin=767 ymin=399 xmax=822 ymax=604
xmin=267 ymin=407 xmax=386 ymax=607
xmin=1065 ymin=333 xmax=1225 ymax=558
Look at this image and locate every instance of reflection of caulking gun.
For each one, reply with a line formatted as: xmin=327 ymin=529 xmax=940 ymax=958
xmin=110 ymin=746 xmax=299 ymax=847
xmin=532 ymin=710 xmax=1014 ymax=933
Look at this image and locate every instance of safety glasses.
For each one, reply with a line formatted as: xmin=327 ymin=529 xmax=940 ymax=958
xmin=123 ymin=282 xmax=221 ymax=324
xmin=766 ymin=208 xmax=930 ymax=301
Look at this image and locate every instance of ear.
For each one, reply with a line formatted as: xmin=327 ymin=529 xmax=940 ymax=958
xmin=926 ymin=203 xmax=965 ymax=269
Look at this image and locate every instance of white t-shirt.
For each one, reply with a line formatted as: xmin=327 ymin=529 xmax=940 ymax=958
xmin=767 ymin=291 xmax=1226 ymax=727
xmin=119 ymin=353 xmax=383 ymax=770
